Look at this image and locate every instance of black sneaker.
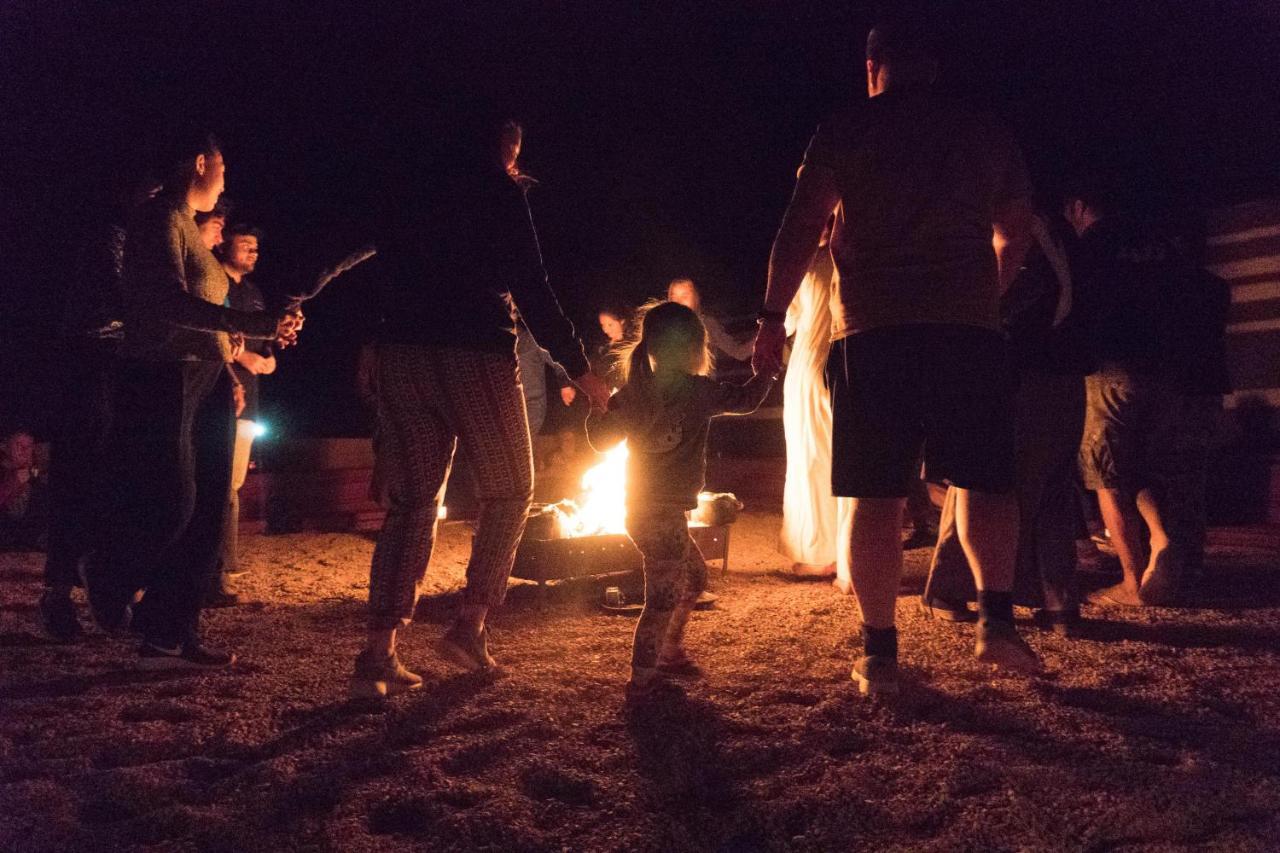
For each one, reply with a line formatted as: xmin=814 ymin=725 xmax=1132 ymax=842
xmin=438 ymin=624 xmax=497 ymax=672
xmin=39 ymin=589 xmax=83 ymax=643
xmin=139 ymin=638 xmax=236 ymax=670
xmin=350 ymin=650 xmax=424 ymax=699
xmin=850 ymin=655 xmax=899 ymax=696
xmin=975 ymin=621 xmax=1042 ymax=674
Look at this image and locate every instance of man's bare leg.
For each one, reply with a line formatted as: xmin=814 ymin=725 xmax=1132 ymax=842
xmin=955 ymin=488 xmax=1017 ymax=594
xmin=1135 ymin=487 xmax=1178 ymax=603
xmin=1093 ymin=488 xmax=1146 ymax=606
xmin=847 ymin=497 xmax=906 ymax=628
xmin=846 ymin=497 xmax=905 ymax=694
xmin=956 ymin=487 xmax=1041 ymax=673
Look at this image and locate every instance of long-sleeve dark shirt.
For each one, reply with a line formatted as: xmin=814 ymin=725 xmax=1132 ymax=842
xmin=369 ymin=170 xmax=590 ymax=378
xmin=60 ymin=221 xmax=126 ymax=342
xmin=586 ymin=372 xmax=774 ymax=509
xmin=121 ymin=194 xmax=277 ymax=361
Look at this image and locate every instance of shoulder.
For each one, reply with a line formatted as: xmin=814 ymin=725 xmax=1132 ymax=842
xmin=808 ymin=102 xmax=869 ymax=152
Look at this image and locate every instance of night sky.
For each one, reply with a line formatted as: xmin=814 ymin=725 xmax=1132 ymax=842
xmin=3 ymin=1 xmax=1279 ymax=436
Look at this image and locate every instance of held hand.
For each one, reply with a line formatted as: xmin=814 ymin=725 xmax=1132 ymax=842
xmin=228 ymin=334 xmax=246 ymax=361
xmin=752 ymin=319 xmax=786 ymax=378
xmin=574 ymin=372 xmax=612 ymax=412
xmin=560 ymin=386 xmax=577 ymax=407
xmin=275 ymin=311 xmax=304 ymax=349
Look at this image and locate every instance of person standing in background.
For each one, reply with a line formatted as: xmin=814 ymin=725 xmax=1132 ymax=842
xmin=777 ymin=218 xmax=853 ymax=586
xmin=208 ymin=223 xmax=276 ymax=607
xmin=39 ymin=172 xmax=160 ymax=641
xmin=668 ymin=278 xmax=755 ymax=364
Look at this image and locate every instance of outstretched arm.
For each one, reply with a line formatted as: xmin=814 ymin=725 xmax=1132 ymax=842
xmin=711 ymin=372 xmax=777 ymax=416
xmin=584 ymin=391 xmax=632 ymax=453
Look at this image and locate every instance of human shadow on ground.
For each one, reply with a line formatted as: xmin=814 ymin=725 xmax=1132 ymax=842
xmin=0 ymin=665 xmax=211 ymax=701
xmin=1072 ymin=617 xmax=1280 ymax=652
xmin=1036 ymin=680 xmax=1280 ymax=777
xmin=623 ymin=688 xmax=763 ymax=849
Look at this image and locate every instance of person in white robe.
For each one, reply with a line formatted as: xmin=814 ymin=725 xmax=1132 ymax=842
xmin=778 ymin=229 xmax=853 ymax=590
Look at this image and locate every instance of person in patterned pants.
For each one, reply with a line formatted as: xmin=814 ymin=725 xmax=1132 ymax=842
xmin=348 ymin=114 xmax=609 ymax=699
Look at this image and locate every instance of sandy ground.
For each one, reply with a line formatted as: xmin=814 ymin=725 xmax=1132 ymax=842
xmin=2 ymin=511 xmax=1280 ymax=852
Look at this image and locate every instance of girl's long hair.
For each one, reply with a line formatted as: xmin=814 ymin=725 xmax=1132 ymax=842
xmin=616 ymin=300 xmax=712 ymax=427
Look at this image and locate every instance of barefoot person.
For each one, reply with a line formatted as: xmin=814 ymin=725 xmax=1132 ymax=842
xmin=923 ymin=213 xmax=1088 ymax=633
xmin=1063 ymin=176 xmax=1195 ymax=607
xmin=753 ymin=20 xmax=1040 ymax=695
xmin=778 ymin=219 xmax=853 ymax=586
xmin=349 ymin=115 xmax=610 ymax=699
xmin=586 ymin=301 xmax=774 ymax=699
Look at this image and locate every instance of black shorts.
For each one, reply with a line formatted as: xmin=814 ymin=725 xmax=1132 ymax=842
xmin=826 ymin=324 xmax=1016 ymax=498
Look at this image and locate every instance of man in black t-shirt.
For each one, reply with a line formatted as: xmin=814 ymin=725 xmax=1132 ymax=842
xmin=1065 ymin=181 xmax=1198 ymax=607
xmin=210 ymin=224 xmax=276 ymax=606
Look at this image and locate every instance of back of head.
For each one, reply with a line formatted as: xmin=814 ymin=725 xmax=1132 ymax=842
xmin=621 ymin=300 xmax=710 ymax=387
xmin=866 ymin=15 xmax=939 ymax=92
xmin=153 ymin=126 xmax=221 ymax=195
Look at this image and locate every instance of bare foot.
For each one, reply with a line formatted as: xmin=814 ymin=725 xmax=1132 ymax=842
xmin=832 ymin=575 xmax=853 ymax=596
xmin=1139 ymin=549 xmax=1179 ymax=605
xmin=791 ymin=562 xmax=836 ymax=578
xmin=1088 ymin=582 xmax=1145 ymax=607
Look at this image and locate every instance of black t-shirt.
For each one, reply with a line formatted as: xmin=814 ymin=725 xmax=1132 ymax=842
xmin=226 ymin=276 xmax=271 ymax=421
xmin=1070 ymin=219 xmax=1177 ymax=376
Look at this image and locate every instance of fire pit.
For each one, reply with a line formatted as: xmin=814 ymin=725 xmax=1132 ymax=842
xmin=508 ymin=442 xmax=737 ymax=590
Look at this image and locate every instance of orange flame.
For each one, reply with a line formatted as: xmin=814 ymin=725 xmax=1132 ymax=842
xmin=556 ymin=441 xmax=629 ymax=537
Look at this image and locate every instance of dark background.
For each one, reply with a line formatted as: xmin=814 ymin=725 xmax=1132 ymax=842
xmin=3 ymin=0 xmax=1279 ymax=437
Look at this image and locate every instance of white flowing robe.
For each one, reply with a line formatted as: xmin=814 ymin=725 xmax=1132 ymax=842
xmin=779 ymin=250 xmax=852 ymax=583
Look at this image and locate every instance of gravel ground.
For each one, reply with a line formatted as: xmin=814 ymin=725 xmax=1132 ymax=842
xmin=3 ymin=511 xmax=1280 ymax=852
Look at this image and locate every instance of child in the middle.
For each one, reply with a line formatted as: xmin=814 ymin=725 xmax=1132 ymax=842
xmin=586 ymin=301 xmax=775 ymax=699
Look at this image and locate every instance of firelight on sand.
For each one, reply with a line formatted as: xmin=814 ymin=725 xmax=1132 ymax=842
xmin=555 ymin=441 xmax=629 ymax=537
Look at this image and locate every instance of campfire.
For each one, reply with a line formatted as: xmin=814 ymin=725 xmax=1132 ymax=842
xmin=510 ymin=443 xmax=739 ymax=588
xmin=550 ymin=442 xmax=630 ymax=538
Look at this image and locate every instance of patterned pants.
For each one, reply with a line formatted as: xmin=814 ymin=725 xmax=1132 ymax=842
xmin=369 ymin=345 xmax=534 ymax=629
xmin=626 ymin=505 xmax=708 ymax=671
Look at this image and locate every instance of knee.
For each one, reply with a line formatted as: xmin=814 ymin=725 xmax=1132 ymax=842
xmin=482 ymin=483 xmax=533 ymax=514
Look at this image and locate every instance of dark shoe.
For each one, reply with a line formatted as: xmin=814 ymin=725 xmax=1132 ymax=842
xmin=656 ymin=653 xmax=704 ymax=679
xmin=625 ymin=674 xmax=684 ymax=703
xmin=1033 ymin=608 xmax=1081 ymax=637
xmin=850 ymin=655 xmax=899 ymax=696
xmin=974 ymin=621 xmax=1042 ymax=674
xmin=438 ymin=624 xmax=497 ymax=672
xmin=138 ymin=638 xmax=236 ymax=670
xmin=205 ymin=590 xmax=243 ymax=609
xmin=39 ymin=589 xmax=83 ymax=643
xmin=902 ymin=527 xmax=939 ymax=550
xmin=82 ymin=567 xmax=132 ymax=635
xmin=350 ymin=650 xmax=424 ymax=699
xmin=920 ymin=595 xmax=978 ymax=623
